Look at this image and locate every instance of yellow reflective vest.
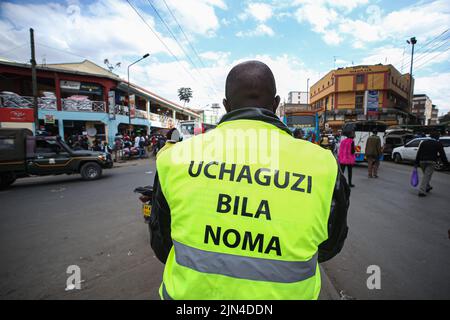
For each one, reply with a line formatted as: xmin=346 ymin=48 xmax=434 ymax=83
xmin=156 ymin=118 xmax=337 ymax=300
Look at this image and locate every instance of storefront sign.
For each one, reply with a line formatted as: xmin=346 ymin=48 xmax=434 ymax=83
xmin=129 ymin=94 xmax=136 ymax=119
xmin=44 ymin=114 xmax=55 ymax=124
xmin=60 ymin=80 xmax=81 ymax=90
xmin=365 ymin=90 xmax=379 ymax=115
xmin=0 ymin=108 xmax=34 ymax=122
xmin=349 ymin=66 xmax=373 ymax=73
xmin=286 ymin=115 xmax=315 ymax=128
xmin=80 ymin=83 xmax=102 ymax=94
xmin=108 ymin=91 xmax=116 ymax=120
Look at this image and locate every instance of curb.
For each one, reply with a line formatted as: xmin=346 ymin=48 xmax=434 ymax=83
xmin=112 ymin=158 xmax=153 ymax=169
xmin=318 ymin=265 xmax=340 ymax=300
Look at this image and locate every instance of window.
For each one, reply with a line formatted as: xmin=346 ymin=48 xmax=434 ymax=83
xmin=406 ymin=140 xmax=422 ymax=148
xmin=0 ymin=136 xmax=15 ymax=151
xmin=36 ymin=140 xmax=61 ymax=154
xmin=355 ymin=92 xmax=364 ymax=109
xmin=440 ymin=139 xmax=450 ymax=147
xmin=356 ymin=74 xmax=365 ymax=84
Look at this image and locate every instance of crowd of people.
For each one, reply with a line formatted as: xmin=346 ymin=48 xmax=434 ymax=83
xmin=111 ymin=131 xmax=171 ymax=162
xmin=292 ymin=127 xmax=448 ymax=195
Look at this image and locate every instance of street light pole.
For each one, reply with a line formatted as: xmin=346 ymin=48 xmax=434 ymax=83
xmin=127 ymin=53 xmax=150 ymax=128
xmin=406 ymin=37 xmax=417 ymax=128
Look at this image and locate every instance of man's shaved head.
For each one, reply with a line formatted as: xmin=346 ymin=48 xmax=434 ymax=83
xmin=223 ymin=60 xmax=280 ymax=113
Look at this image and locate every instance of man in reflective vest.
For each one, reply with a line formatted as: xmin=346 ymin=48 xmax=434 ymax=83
xmin=149 ymin=60 xmax=350 ymax=300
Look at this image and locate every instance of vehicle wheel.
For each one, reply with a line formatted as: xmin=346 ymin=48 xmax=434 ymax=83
xmin=393 ymin=153 xmax=402 ymax=164
xmin=0 ymin=172 xmax=16 ymax=190
xmin=80 ymin=162 xmax=102 ymax=181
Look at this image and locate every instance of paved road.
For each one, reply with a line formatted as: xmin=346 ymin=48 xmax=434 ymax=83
xmin=1 ymin=158 xmax=449 ymax=299
xmin=322 ymin=161 xmax=450 ymax=299
xmin=0 ymin=159 xmax=163 ymax=300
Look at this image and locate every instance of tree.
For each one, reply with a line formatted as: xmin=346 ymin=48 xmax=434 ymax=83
xmin=178 ymin=87 xmax=193 ymax=106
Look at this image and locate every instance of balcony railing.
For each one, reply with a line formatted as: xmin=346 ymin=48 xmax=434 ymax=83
xmin=112 ymin=105 xmax=148 ymax=119
xmin=62 ymin=98 xmax=105 ymax=112
xmin=0 ymin=94 xmax=57 ymax=110
xmin=150 ymin=112 xmax=179 ymax=128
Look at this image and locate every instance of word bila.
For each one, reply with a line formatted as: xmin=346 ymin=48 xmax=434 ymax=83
xmin=188 ymin=161 xmax=314 ymax=257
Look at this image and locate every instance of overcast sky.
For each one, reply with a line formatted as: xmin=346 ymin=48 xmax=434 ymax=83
xmin=0 ymin=0 xmax=449 ymax=115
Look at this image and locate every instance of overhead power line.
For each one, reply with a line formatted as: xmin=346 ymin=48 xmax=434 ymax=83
xmin=160 ymin=0 xmax=221 ymax=94
xmin=0 ymin=43 xmax=28 ymax=56
xmin=413 ymin=46 xmax=450 ymax=73
xmin=145 ymin=0 xmax=217 ymax=96
xmin=412 ymin=36 xmax=449 ymax=60
xmin=414 ymin=29 xmax=448 ymax=55
xmin=126 ymin=0 xmax=213 ymax=101
xmin=392 ymin=29 xmax=449 ymax=70
xmin=35 ymin=42 xmax=87 ymax=60
xmin=125 ymin=1 xmax=196 ymax=82
xmin=402 ymin=36 xmax=449 ymax=71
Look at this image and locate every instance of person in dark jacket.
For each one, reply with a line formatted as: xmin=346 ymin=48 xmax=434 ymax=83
xmin=415 ymin=131 xmax=449 ymax=197
xmin=365 ymin=129 xmax=382 ymax=178
xmin=147 ymin=61 xmax=350 ymax=268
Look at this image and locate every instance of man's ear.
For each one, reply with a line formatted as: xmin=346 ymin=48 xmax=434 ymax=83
xmin=223 ymin=99 xmax=231 ymax=113
xmin=272 ymin=95 xmax=281 ymax=113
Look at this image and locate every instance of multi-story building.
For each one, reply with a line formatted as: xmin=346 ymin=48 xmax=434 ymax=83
xmin=430 ymin=105 xmax=439 ymax=125
xmin=412 ymin=94 xmax=430 ymax=125
xmin=309 ymin=64 xmax=415 ymax=132
xmin=287 ymin=91 xmax=308 ymax=104
xmin=0 ymin=59 xmax=201 ymax=143
xmin=412 ymin=94 xmax=439 ymax=125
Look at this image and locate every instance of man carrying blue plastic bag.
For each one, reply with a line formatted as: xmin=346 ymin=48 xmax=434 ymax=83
xmin=415 ymin=131 xmax=448 ymax=197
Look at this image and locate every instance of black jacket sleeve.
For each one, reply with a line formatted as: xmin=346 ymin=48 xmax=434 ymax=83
xmin=415 ymin=143 xmax=423 ymax=166
xmin=318 ymin=166 xmax=350 ymax=263
xmin=149 ymin=172 xmax=173 ymax=264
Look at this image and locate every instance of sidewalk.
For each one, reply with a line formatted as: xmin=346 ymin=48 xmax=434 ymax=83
xmin=112 ymin=157 xmax=154 ymax=169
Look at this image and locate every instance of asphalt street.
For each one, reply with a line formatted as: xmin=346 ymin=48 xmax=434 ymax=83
xmin=323 ymin=161 xmax=450 ymax=299
xmin=0 ymin=159 xmax=163 ymax=300
xmin=0 ymin=158 xmax=449 ymax=299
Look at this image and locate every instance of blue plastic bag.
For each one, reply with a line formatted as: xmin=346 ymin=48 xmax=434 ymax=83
xmin=411 ymin=167 xmax=419 ymax=187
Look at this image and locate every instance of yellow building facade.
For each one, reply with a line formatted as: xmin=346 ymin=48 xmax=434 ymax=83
xmin=310 ymin=64 xmax=413 ymax=131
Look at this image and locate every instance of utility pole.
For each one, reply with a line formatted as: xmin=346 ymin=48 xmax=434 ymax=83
xmin=30 ymin=28 xmax=39 ymax=131
xmin=406 ymin=37 xmax=417 ymax=128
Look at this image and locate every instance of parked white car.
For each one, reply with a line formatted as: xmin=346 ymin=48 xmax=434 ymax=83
xmin=392 ymin=137 xmax=450 ymax=171
xmin=436 ymin=137 xmax=450 ymax=170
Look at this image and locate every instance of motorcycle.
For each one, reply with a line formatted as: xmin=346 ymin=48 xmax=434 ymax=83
xmin=134 ymin=185 xmax=153 ymax=223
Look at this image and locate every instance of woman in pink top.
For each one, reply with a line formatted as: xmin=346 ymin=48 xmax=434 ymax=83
xmin=338 ymin=131 xmax=356 ymax=187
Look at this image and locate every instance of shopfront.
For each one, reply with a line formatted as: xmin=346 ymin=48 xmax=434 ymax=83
xmin=60 ymin=80 xmax=105 ymax=112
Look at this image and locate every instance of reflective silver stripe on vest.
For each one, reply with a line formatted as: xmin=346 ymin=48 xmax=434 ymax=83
xmin=173 ymin=240 xmax=317 ymax=283
xmin=162 ymin=283 xmax=173 ymax=300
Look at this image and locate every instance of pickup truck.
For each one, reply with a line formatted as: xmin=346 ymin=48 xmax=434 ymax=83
xmin=0 ymin=128 xmax=113 ymax=189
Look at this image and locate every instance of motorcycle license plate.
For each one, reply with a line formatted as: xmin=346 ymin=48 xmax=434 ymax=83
xmin=142 ymin=204 xmax=152 ymax=217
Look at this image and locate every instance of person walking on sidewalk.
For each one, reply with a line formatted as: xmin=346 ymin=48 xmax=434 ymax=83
xmin=338 ymin=131 xmax=356 ymax=187
xmin=415 ymin=131 xmax=449 ymax=197
xmin=365 ymin=129 xmax=382 ymax=178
